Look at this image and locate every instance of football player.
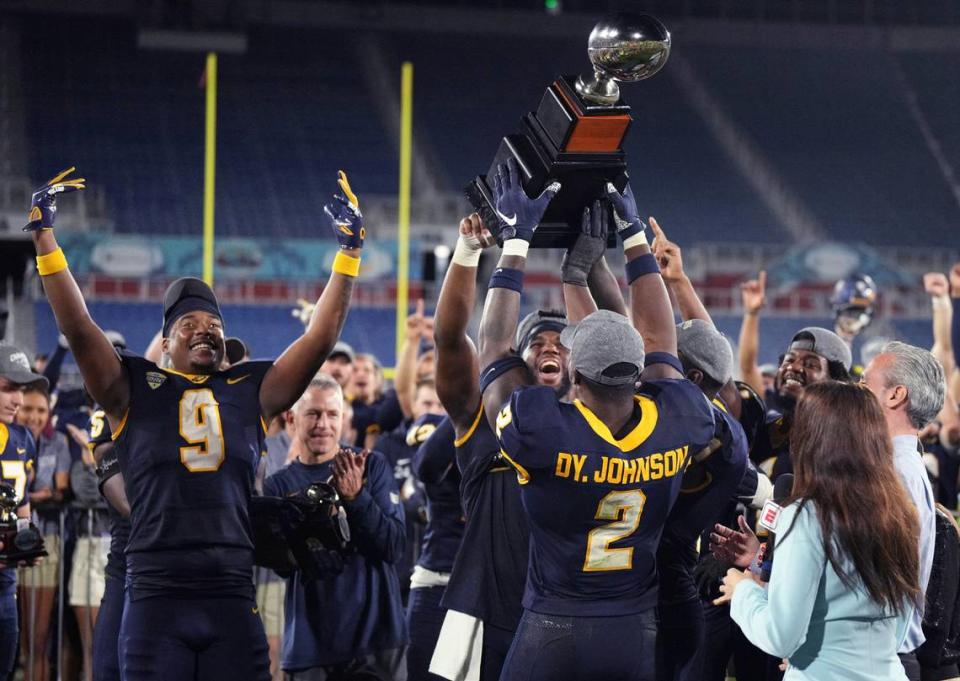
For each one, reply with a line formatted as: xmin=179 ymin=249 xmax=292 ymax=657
xmin=429 ymin=207 xmax=572 ymax=681
xmin=26 ymin=167 xmax=365 ymax=681
xmin=477 ymin=163 xmax=715 ymax=681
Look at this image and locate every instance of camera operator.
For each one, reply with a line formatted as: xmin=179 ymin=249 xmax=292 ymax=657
xmin=0 ymin=343 xmax=48 ymax=678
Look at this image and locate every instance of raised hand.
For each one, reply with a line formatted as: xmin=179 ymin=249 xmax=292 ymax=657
xmin=605 ymin=181 xmax=646 ymax=244
xmin=23 ymin=167 xmax=86 ymax=232
xmin=950 ymin=264 xmax=960 ymax=296
xmin=291 ymin=298 xmax=316 ymax=327
xmin=648 ymin=217 xmax=684 ymax=284
xmin=459 ymin=212 xmax=497 ymax=250
xmin=741 ymin=271 xmax=767 ymax=314
xmin=323 ymin=171 xmax=365 ymax=250
xmin=405 ymin=299 xmax=434 ymax=343
xmin=561 ymin=200 xmax=609 ymax=286
xmin=492 ymin=158 xmax=560 ymax=242
xmin=924 ymin=272 xmax=950 ymax=299
xmin=710 ymin=515 xmax=761 ymax=569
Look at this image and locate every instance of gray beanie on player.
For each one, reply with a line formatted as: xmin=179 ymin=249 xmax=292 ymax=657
xmin=560 ymin=310 xmax=644 ymax=387
xmin=676 ymin=319 xmax=733 ymax=385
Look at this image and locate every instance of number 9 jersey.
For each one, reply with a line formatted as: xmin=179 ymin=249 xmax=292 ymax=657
xmin=113 ymin=354 xmax=271 ymax=601
xmin=495 ymin=380 xmax=715 ymax=617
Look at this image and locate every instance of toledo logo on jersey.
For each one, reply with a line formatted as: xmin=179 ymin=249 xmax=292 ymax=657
xmin=146 ymin=372 xmax=166 ymax=390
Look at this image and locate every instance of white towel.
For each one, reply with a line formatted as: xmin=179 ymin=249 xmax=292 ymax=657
xmin=429 ymin=609 xmax=484 ymax=681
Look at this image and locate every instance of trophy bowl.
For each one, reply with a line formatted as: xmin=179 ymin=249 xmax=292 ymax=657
xmin=576 ymin=14 xmax=671 ymax=105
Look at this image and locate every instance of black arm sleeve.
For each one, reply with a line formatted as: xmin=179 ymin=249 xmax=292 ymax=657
xmin=43 ymin=343 xmax=69 ymax=393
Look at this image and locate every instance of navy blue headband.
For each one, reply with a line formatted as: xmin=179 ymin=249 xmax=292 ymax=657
xmin=163 ymin=296 xmax=222 ymax=336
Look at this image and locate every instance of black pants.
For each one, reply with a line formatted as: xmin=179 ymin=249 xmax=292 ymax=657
xmin=901 ymin=651 xmax=922 ymax=681
xmin=694 ymin=601 xmax=783 ymax=681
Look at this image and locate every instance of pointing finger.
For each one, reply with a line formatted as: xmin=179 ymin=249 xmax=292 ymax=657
xmin=648 ymin=216 xmax=666 ymax=242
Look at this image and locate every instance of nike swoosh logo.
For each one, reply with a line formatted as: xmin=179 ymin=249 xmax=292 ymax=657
xmin=227 ymin=375 xmax=250 ymax=385
xmin=16 ymin=448 xmax=26 ymax=455
xmin=251 ymin=607 xmax=259 ymax=615
xmin=495 ymin=209 xmax=518 ymax=226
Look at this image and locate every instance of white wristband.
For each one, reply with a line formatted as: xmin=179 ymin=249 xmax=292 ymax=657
xmin=932 ymin=295 xmax=951 ymax=311
xmin=503 ymin=239 xmax=530 ymax=258
xmin=451 ymin=235 xmax=482 ymax=267
xmin=622 ymin=231 xmax=649 ymax=250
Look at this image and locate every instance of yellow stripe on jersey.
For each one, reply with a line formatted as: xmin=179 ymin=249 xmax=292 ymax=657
xmin=573 ymin=395 xmax=658 ymax=452
xmin=0 ymin=423 xmax=7 ymax=454
xmin=498 ymin=448 xmax=530 ymax=485
xmin=454 ymin=403 xmax=484 ymax=448
xmin=712 ymin=397 xmax=728 ymax=413
xmin=160 ymin=367 xmax=210 ymax=384
xmin=111 ymin=409 xmax=130 ymax=441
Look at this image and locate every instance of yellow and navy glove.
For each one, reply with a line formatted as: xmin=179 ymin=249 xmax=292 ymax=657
xmin=323 ymin=171 xmax=365 ymax=250
xmin=23 ymin=167 xmax=86 ymax=232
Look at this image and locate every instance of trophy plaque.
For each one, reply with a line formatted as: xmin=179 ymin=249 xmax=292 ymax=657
xmin=465 ymin=13 xmax=671 ymax=248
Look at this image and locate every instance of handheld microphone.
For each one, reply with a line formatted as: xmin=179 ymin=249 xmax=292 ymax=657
xmin=758 ymin=473 xmax=794 ymax=582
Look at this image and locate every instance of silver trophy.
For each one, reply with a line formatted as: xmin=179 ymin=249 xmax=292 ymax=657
xmin=464 ymin=12 xmax=672 ymax=247
xmin=575 ymin=14 xmax=672 ymax=106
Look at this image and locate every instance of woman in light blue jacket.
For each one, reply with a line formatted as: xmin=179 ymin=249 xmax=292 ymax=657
xmin=716 ymin=382 xmax=921 ymax=680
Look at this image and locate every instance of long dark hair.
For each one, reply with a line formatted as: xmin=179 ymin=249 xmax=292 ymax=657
xmin=788 ymin=382 xmax=920 ymax=613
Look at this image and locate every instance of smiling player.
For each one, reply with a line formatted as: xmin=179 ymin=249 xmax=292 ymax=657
xmin=25 ymin=167 xmax=366 ymax=681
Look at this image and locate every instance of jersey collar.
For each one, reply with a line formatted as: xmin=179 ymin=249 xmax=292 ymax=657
xmin=573 ymin=395 xmax=659 ymax=452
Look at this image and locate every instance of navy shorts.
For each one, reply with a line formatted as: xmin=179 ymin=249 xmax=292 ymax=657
xmin=500 ymin=608 xmax=657 ymax=681
xmin=93 ymin=575 xmax=125 ymax=681
xmin=119 ymin=593 xmax=270 ymax=681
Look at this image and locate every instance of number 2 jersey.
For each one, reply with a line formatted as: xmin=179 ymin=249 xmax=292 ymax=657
xmin=495 ymin=379 xmax=715 ymax=617
xmin=113 ymin=354 xmax=270 ymax=600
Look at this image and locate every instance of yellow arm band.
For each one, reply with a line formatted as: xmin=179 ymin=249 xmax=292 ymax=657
xmin=36 ymin=248 xmax=69 ymax=276
xmin=332 ymin=251 xmax=361 ymax=278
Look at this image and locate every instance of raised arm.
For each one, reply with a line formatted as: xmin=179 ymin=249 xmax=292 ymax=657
xmin=478 ymin=158 xmax=558 ymax=426
xmin=950 ymin=264 xmax=960 ymax=402
xmin=561 ymin=201 xmax=609 ymax=324
xmin=606 ymin=183 xmax=682 ymax=381
xmin=260 ymin=172 xmax=361 ymax=420
xmin=26 ymin=169 xmax=128 ymax=421
xmin=394 ymin=299 xmax=432 ymax=419
xmin=433 ymin=214 xmax=495 ymax=435
xmin=738 ymin=271 xmax=767 ymax=396
xmin=587 ymin=256 xmax=628 ymax=316
xmin=649 ymin=218 xmax=713 ymax=325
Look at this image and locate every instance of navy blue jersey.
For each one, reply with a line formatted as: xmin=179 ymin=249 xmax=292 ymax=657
xmin=375 ymin=421 xmax=426 ymax=588
xmin=114 ymin=355 xmax=271 ymax=600
xmin=442 ymin=407 xmax=529 ymax=631
xmin=0 ymin=422 xmax=33 ymax=595
xmin=353 ymin=390 xmax=404 ymax=445
xmin=496 ymin=380 xmax=715 ymax=617
xmin=411 ymin=416 xmax=464 ymax=574
xmin=658 ymin=399 xmax=749 ymax=607
xmin=89 ymin=410 xmax=130 ymax=581
xmin=752 ymin=410 xmax=792 ymax=480
xmin=263 ymin=451 xmax=406 ymax=669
